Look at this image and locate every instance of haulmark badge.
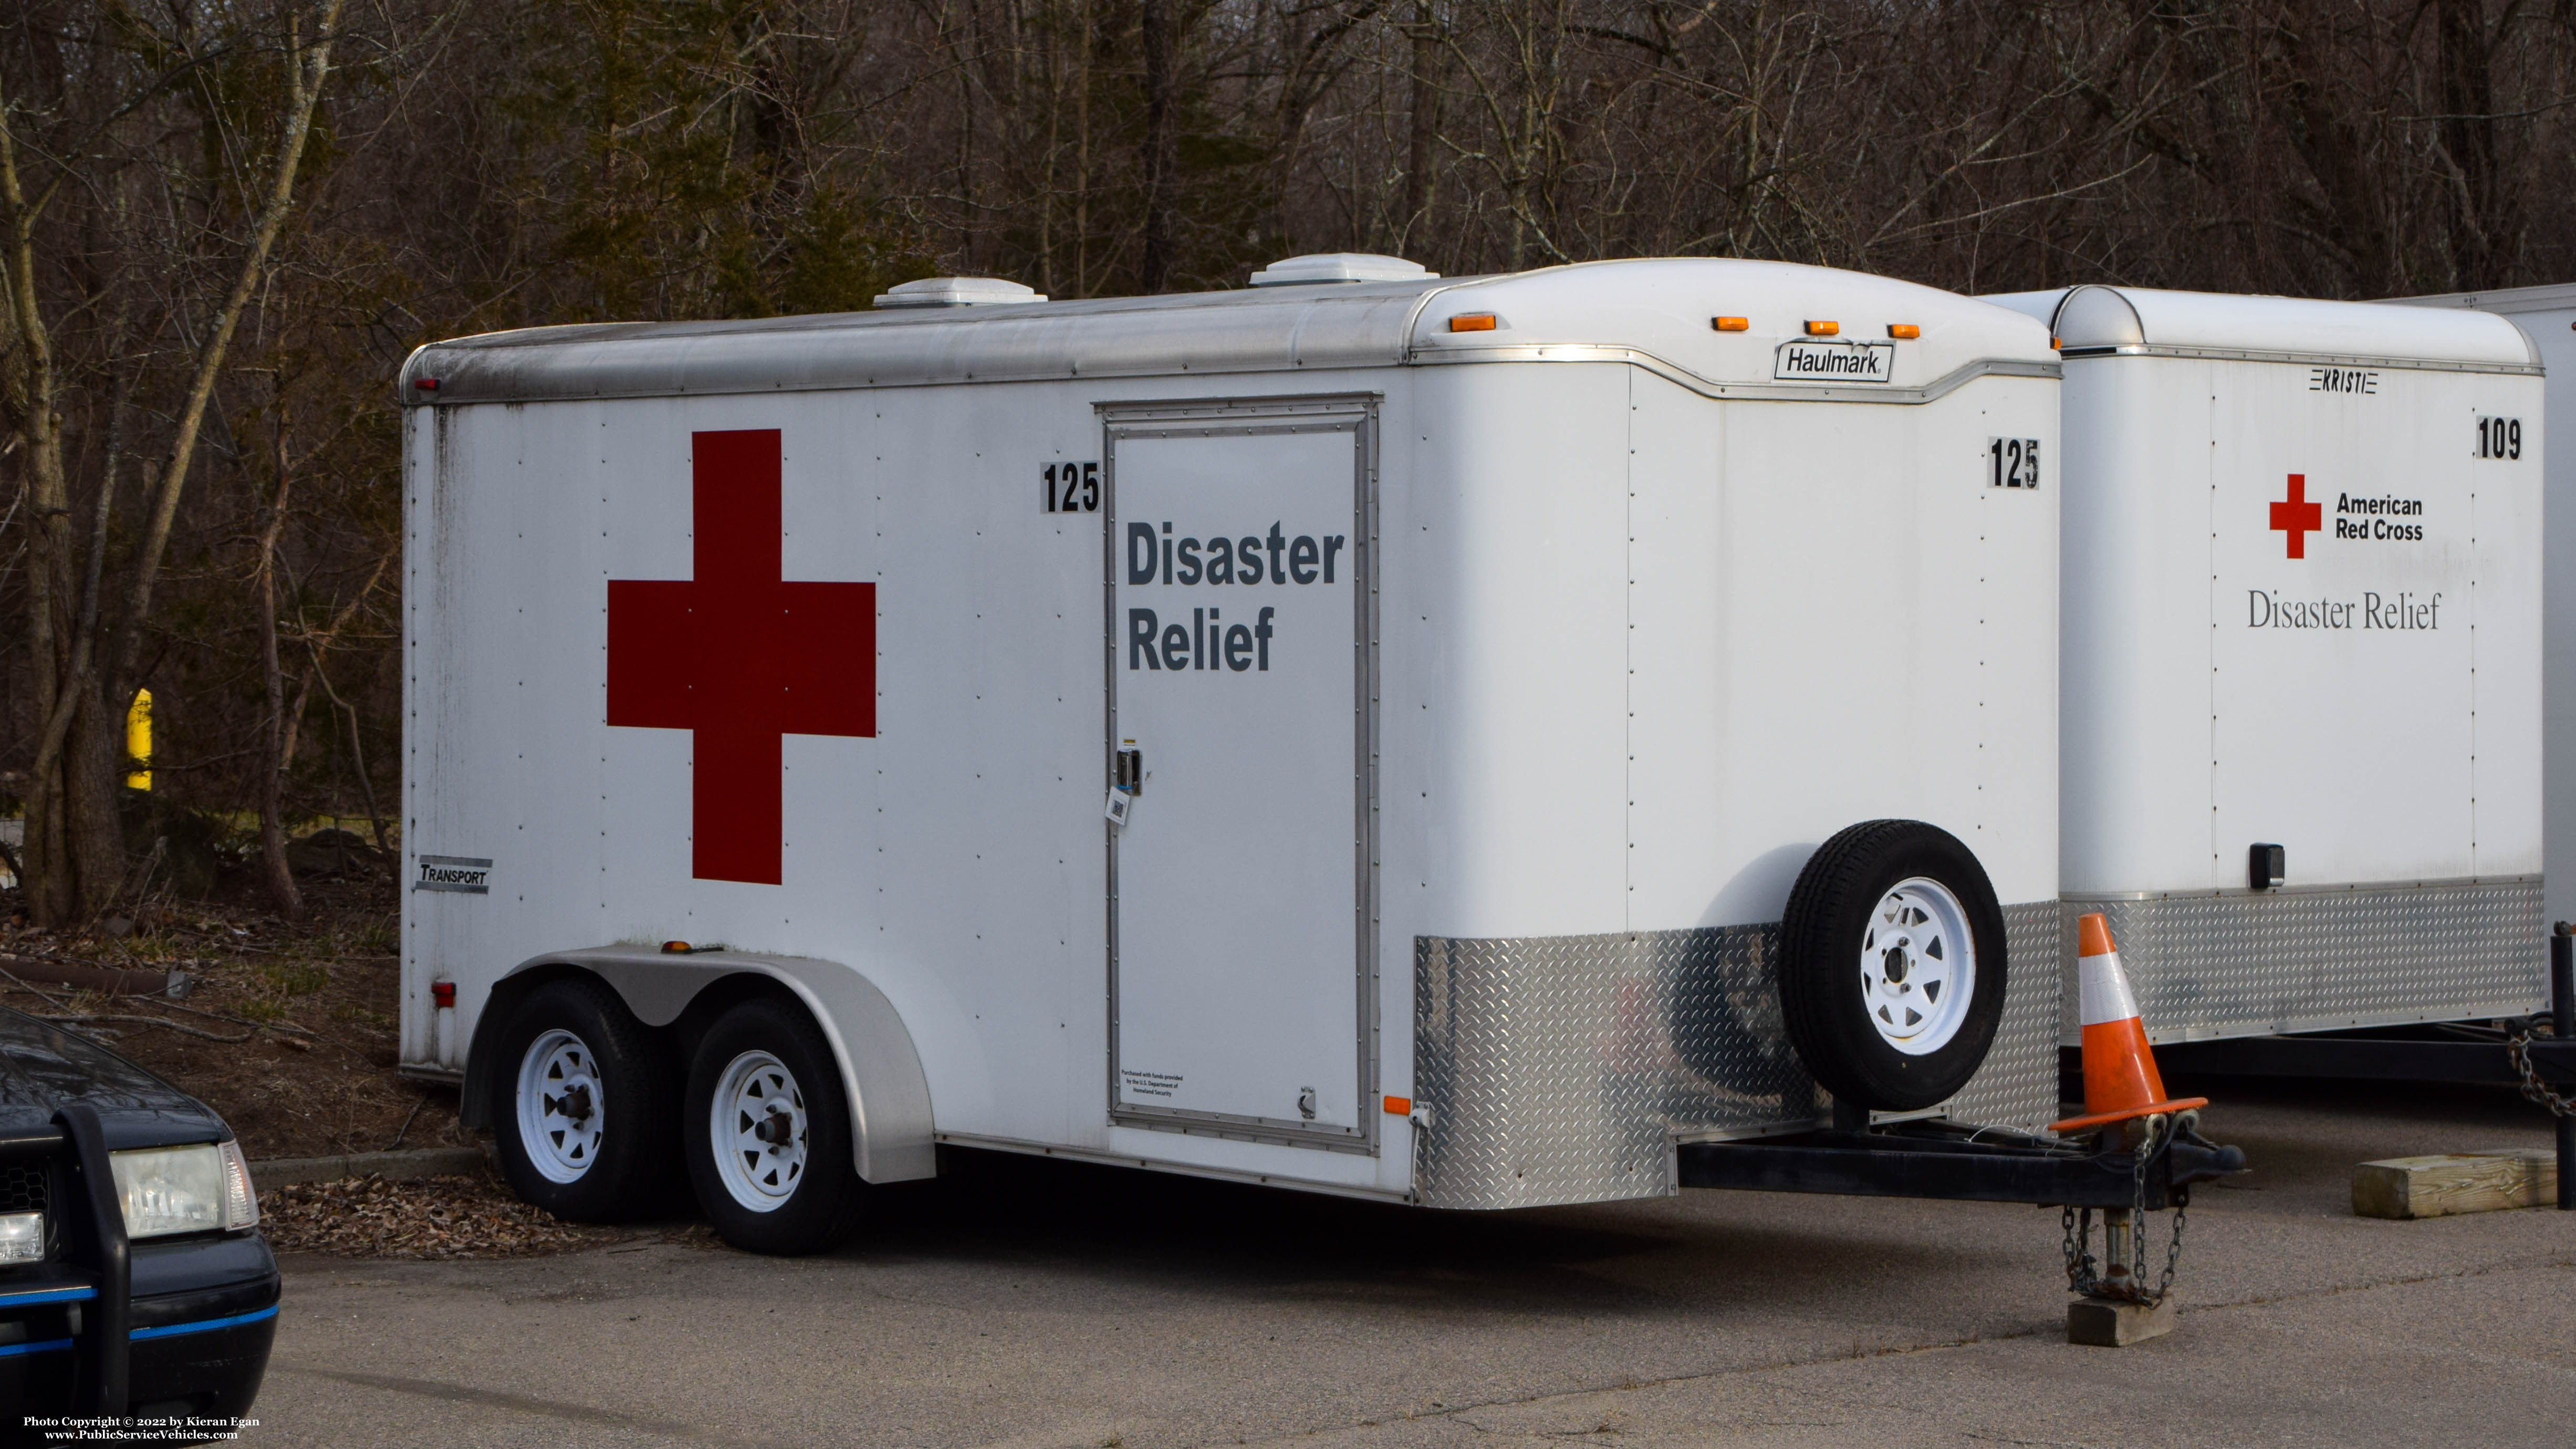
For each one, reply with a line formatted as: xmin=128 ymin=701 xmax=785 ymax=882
xmin=1775 ymin=340 xmax=1894 ymax=382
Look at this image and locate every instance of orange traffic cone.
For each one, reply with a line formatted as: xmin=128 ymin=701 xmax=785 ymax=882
xmin=2049 ymin=913 xmax=2207 ymax=1134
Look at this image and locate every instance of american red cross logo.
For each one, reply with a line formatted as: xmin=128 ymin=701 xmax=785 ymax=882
xmin=606 ymin=430 xmax=874 ymax=884
xmin=2269 ymin=473 xmax=2321 ymax=559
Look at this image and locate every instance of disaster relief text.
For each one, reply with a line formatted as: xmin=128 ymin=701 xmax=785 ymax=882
xmin=2247 ymin=591 xmax=2441 ymax=630
xmin=1126 ymin=520 xmax=1345 ymax=672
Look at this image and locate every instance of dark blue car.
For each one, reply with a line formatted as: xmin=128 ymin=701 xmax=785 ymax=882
xmin=0 ymin=1004 xmax=278 ymax=1436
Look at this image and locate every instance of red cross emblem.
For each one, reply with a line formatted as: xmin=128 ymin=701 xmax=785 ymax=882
xmin=2269 ymin=473 xmax=2321 ymax=559
xmin=606 ymin=430 xmax=874 ymax=884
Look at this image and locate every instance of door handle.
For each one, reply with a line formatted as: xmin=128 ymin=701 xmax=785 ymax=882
xmin=1114 ymin=744 xmax=1143 ymax=795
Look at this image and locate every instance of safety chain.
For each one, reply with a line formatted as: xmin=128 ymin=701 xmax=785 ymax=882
xmin=2505 ymin=1012 xmax=2574 ymax=1118
xmin=2059 ymin=1114 xmax=2188 ymax=1305
xmin=2059 ymin=1203 xmax=2099 ymax=1296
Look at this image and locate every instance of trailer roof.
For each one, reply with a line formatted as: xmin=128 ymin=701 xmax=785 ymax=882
xmin=400 ymin=258 xmax=2056 ymax=408
xmin=1983 ymin=285 xmax=2539 ymax=372
xmin=2387 ymin=280 xmax=2576 ymax=318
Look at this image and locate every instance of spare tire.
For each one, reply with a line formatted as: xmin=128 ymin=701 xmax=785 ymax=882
xmin=1778 ymin=820 xmax=2008 ymax=1111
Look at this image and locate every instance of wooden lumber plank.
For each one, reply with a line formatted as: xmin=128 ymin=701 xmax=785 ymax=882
xmin=2351 ymin=1150 xmax=2558 ymax=1219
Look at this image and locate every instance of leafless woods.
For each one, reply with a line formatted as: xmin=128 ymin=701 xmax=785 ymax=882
xmin=2 ymin=0 xmax=2571 ymax=920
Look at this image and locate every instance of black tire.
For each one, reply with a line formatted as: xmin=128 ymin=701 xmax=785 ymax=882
xmin=683 ymin=996 xmax=869 ymax=1255
xmin=488 ymin=975 xmax=681 ymax=1222
xmin=1778 ymin=820 xmax=2009 ymax=1111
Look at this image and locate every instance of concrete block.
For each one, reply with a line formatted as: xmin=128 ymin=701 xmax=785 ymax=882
xmin=2067 ymin=1294 xmax=2176 ymax=1347
xmin=2351 ymin=1149 xmax=2557 ymax=1219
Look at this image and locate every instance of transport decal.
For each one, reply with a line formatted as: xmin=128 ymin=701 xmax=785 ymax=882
xmin=604 ymin=429 xmax=877 ymax=885
xmin=1773 ymin=339 xmax=1894 ymax=382
xmin=414 ymin=854 xmax=494 ymax=893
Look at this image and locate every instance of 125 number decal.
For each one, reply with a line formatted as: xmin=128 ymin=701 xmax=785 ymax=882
xmin=1988 ymin=436 xmax=2041 ymax=488
xmin=2475 ymin=416 xmax=2522 ymax=461
xmin=1044 ymin=461 xmax=1101 ymax=513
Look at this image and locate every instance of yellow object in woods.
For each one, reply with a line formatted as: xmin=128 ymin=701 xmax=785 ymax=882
xmin=126 ymin=689 xmax=151 ymax=791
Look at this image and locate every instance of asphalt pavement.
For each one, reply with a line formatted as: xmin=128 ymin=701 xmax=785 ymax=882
xmin=251 ymin=1075 xmax=2576 ymax=1448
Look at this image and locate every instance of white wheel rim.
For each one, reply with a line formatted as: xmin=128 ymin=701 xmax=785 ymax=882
xmin=1859 ymin=877 xmax=1977 ymax=1056
xmin=516 ymin=1029 xmax=606 ymax=1183
xmin=711 ymin=1050 xmax=809 ymax=1212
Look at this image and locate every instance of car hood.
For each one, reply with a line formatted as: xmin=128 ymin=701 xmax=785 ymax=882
xmin=0 ymin=1004 xmax=231 ymax=1150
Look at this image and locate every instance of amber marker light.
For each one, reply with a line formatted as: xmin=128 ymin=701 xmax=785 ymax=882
xmin=2051 ymin=336 xmax=2063 ymax=350
xmin=1384 ymin=1096 xmax=1413 ymax=1116
xmin=1712 ymin=316 xmax=1749 ymax=332
xmin=1448 ymin=314 xmax=1497 ymax=332
xmin=1887 ymin=324 xmax=1920 ymax=340
xmin=661 ymin=940 xmax=693 ymax=954
xmin=1805 ymin=319 xmax=1840 ymax=336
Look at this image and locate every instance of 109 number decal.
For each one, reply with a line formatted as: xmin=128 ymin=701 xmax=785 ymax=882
xmin=1044 ymin=461 xmax=1101 ymax=513
xmin=1988 ymin=436 xmax=2041 ymax=489
xmin=2475 ymin=416 xmax=2522 ymax=461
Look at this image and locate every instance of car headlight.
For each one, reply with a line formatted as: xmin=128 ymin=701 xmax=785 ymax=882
xmin=0 ymin=1210 xmax=40 ymax=1263
xmin=108 ymin=1140 xmax=260 ymax=1239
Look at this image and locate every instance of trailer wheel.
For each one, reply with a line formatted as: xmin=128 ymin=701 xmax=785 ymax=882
xmin=683 ymin=997 xmax=869 ymax=1255
xmin=491 ymin=976 xmax=679 ymax=1221
xmin=1778 ymin=820 xmax=2008 ymax=1112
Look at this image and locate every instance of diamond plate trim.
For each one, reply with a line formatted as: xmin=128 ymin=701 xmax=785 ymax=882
xmin=2062 ymin=879 xmax=2545 ymax=1045
xmin=1944 ymin=901 xmax=2062 ymax=1134
xmin=1412 ymin=902 xmax=2064 ymax=1211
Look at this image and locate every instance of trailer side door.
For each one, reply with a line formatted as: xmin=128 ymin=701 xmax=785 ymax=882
xmin=1103 ymin=397 xmax=1377 ymax=1153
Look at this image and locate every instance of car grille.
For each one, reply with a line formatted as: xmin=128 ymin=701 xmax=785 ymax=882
xmin=0 ymin=1161 xmax=47 ymax=1215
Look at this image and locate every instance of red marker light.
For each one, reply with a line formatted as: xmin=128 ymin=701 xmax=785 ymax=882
xmin=430 ymin=981 xmax=456 ymax=1007
xmin=414 ymin=378 xmax=440 ymax=391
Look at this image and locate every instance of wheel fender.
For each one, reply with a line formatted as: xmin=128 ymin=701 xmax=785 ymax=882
xmin=479 ymin=946 xmax=937 ymax=1183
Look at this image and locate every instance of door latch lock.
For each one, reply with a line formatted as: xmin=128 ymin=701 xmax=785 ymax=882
xmin=1107 ymin=742 xmax=1144 ymax=826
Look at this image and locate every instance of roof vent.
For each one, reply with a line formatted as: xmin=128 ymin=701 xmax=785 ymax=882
xmin=1248 ymin=253 xmax=1437 ymax=287
xmin=873 ymin=277 xmax=1047 ymax=308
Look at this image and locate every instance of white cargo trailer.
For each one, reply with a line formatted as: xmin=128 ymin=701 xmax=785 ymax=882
xmin=401 ymin=256 xmax=2066 ymax=1252
xmin=2391 ymin=284 xmax=2576 ymax=932
xmin=1986 ymin=285 xmax=2546 ymax=1046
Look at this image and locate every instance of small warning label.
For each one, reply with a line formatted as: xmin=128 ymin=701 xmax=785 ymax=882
xmin=1119 ymin=1068 xmax=1183 ymax=1099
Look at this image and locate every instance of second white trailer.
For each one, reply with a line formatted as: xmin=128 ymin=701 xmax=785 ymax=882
xmin=2391 ymin=283 xmax=2576 ymax=932
xmin=1988 ymin=285 xmax=2546 ymax=1044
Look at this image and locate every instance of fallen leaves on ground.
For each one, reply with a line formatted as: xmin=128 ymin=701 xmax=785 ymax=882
xmin=261 ymin=1173 xmax=638 ymax=1259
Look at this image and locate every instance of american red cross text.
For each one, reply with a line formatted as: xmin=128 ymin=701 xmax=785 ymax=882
xmin=606 ymin=429 xmax=874 ymax=884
